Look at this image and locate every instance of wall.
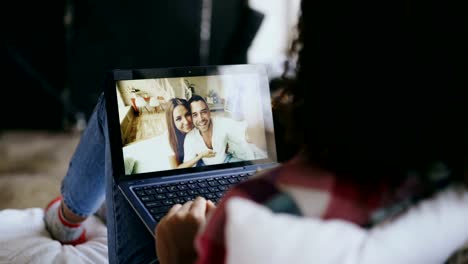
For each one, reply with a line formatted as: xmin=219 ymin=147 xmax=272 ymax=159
xmin=247 ymin=0 xmax=301 ymax=78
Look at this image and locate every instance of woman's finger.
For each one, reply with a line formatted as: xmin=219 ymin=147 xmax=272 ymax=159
xmin=165 ymin=203 xmax=182 ymax=218
xmin=190 ymin=196 xmax=207 ymax=219
xmin=206 ymin=200 xmax=217 ymax=216
xmin=205 ymin=151 xmax=216 ymax=157
xmin=179 ymin=200 xmax=194 ymax=213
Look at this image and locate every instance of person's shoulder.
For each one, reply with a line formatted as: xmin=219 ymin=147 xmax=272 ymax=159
xmin=185 ymin=128 xmax=199 ymax=140
xmin=211 ymin=115 xmax=221 ymax=123
xmin=224 ymin=166 xmax=284 ymax=201
xmin=213 ymin=116 xmax=230 ymax=123
xmin=214 ymin=116 xmax=242 ymax=128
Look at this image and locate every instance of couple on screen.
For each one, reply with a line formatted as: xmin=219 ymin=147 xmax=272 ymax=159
xmin=165 ymin=94 xmax=254 ymax=169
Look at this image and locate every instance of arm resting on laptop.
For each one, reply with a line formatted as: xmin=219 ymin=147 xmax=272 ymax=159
xmin=224 ymin=186 xmax=468 ymax=264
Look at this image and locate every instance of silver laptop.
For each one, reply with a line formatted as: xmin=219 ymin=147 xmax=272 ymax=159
xmin=104 ymin=64 xmax=278 ymax=234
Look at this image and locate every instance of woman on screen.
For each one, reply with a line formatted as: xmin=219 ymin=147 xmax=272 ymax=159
xmin=165 ymin=98 xmax=215 ymax=169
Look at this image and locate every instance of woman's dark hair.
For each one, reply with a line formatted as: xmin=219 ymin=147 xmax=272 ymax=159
xmin=165 ymin=98 xmax=190 ymax=164
xmin=281 ymin=0 xmax=468 ymax=188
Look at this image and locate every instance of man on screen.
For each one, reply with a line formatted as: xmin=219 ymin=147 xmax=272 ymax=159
xmin=183 ymin=94 xmax=255 ymax=166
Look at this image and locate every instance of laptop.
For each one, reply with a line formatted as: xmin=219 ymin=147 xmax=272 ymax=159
xmin=104 ymin=64 xmax=279 ymax=234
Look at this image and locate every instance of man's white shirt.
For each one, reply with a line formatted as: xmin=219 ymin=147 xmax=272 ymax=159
xmin=183 ymin=116 xmax=254 ymax=166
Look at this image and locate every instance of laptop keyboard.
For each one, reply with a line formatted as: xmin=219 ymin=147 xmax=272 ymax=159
xmin=133 ymin=172 xmax=254 ymax=222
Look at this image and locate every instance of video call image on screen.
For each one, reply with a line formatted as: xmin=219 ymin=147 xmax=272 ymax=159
xmin=116 ymin=74 xmax=270 ymax=175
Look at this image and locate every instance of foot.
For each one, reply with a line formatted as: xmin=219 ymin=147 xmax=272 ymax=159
xmin=43 ymin=196 xmax=87 ymax=245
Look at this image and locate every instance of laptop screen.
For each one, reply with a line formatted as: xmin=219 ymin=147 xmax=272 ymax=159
xmin=106 ymin=65 xmax=277 ymax=180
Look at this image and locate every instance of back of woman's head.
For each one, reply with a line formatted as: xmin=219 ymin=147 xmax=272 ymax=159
xmin=287 ymin=0 xmax=468 ymax=185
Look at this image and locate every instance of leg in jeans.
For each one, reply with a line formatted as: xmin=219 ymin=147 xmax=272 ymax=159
xmin=60 ymin=95 xmax=107 ymax=218
xmin=62 ymin=93 xmax=157 ymax=263
xmin=47 ymin=94 xmax=108 ymax=245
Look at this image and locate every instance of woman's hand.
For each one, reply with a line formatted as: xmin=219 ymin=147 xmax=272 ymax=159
xmin=155 ymin=197 xmax=217 ymax=264
xmin=199 ymin=149 xmax=216 ymax=158
xmin=176 ymin=150 xmax=216 ymax=169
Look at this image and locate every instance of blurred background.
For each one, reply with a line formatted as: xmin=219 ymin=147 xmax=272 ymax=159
xmin=0 ymin=0 xmax=300 ymax=209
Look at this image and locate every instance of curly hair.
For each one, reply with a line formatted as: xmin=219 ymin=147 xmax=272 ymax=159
xmin=280 ymin=0 xmax=468 ymax=187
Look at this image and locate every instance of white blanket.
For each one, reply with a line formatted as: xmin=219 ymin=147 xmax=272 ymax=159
xmin=225 ymin=186 xmax=468 ymax=264
xmin=0 ymin=208 xmax=108 ymax=264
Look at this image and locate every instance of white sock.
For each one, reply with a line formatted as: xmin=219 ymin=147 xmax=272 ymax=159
xmin=44 ymin=196 xmax=86 ymax=245
xmin=95 ymin=201 xmax=107 ymax=224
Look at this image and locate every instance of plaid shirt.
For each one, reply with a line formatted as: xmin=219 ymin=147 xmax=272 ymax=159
xmin=195 ymin=155 xmax=389 ymax=264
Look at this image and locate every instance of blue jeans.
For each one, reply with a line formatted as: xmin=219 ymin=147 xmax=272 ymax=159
xmin=60 ymin=94 xmax=157 ymax=263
